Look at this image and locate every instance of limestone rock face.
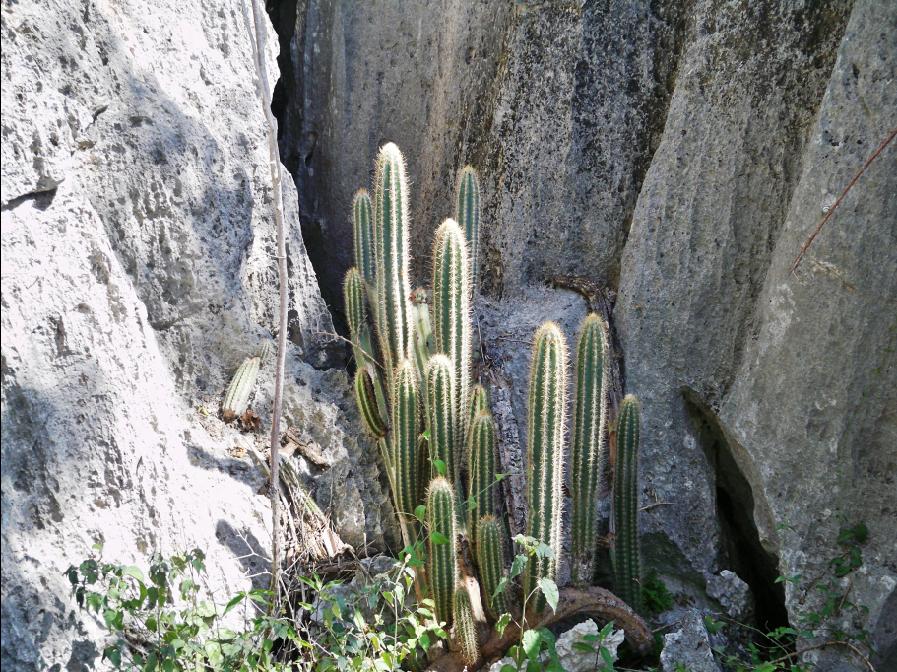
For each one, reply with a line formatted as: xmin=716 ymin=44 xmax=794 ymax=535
xmin=277 ymin=0 xmax=895 ymax=668
xmin=1 ymin=1 xmax=392 ymax=668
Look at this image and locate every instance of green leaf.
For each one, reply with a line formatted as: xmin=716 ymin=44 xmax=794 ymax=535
xmin=103 ymin=644 xmax=122 ymax=668
xmin=430 ymin=532 xmax=449 ymax=546
xmin=493 ymin=577 xmax=509 ymax=601
xmin=599 ymin=620 xmax=615 ymax=640
xmin=522 ymin=629 xmax=541 ymax=660
xmin=495 ymin=612 xmax=512 ymax=637
xmin=537 ymin=578 xmax=558 ymax=613
xmin=432 ymin=459 xmax=446 ymax=476
xmin=414 ymin=504 xmax=427 ymax=522
xmin=122 ymin=565 xmax=144 ymax=582
xmin=509 ymin=554 xmax=528 ymax=579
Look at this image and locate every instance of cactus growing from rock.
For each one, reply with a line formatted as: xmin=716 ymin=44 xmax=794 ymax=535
xmin=452 ymin=585 xmax=480 ymax=666
xmin=570 ymin=313 xmax=610 ymax=581
xmin=427 ymin=477 xmax=458 ymax=626
xmin=373 ymin=143 xmax=414 ymax=373
xmin=476 ymin=515 xmax=510 ymax=619
xmin=352 ymin=189 xmax=376 ymax=292
xmin=612 ymin=394 xmax=642 ymax=611
xmin=426 ymin=354 xmax=459 ymax=485
xmin=392 ymin=359 xmax=422 ymax=517
xmin=455 ymin=166 xmax=481 ymax=293
xmin=522 ymin=322 xmax=568 ymax=613
xmin=432 ymin=218 xmax=472 ymax=448
xmin=221 ymin=354 xmax=261 ymax=421
xmin=467 ymin=411 xmax=498 ymax=540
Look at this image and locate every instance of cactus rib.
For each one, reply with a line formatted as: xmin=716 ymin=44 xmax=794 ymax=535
xmin=452 ymin=585 xmax=480 ymax=666
xmin=426 ymin=354 xmax=459 ymax=485
xmin=392 ymin=360 xmax=422 ymax=517
xmin=455 ymin=166 xmax=481 ymax=293
xmin=467 ymin=410 xmax=498 ymax=540
xmin=476 ymin=515 xmax=510 ymax=619
xmin=613 ymin=394 xmax=642 ymax=611
xmin=427 ymin=477 xmax=458 ymax=627
xmin=352 ymin=189 xmax=376 ymax=291
xmin=222 ymin=355 xmax=261 ymax=421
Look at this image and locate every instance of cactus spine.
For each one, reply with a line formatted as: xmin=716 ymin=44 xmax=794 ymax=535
xmin=476 ymin=515 xmax=510 ymax=619
xmin=613 ymin=394 xmax=642 ymax=611
xmin=570 ymin=313 xmax=610 ymax=581
xmin=467 ymin=411 xmax=498 ymax=540
xmin=426 ymin=354 xmax=459 ymax=485
xmin=222 ymin=355 xmax=261 ymax=421
xmin=426 ymin=477 xmax=458 ymax=626
xmin=352 ymin=189 xmax=376 ymax=292
xmin=467 ymin=384 xmax=489 ymax=432
xmin=452 ymin=586 xmax=480 ymax=666
xmin=354 ymin=367 xmax=387 ymax=439
xmin=373 ymin=143 xmax=414 ymax=373
xmin=432 ymin=219 xmax=472 ymax=451
xmin=522 ymin=322 xmax=568 ymax=612
xmin=343 ymin=267 xmax=376 ymax=368
xmin=392 ymin=360 xmax=422 ymax=517
xmin=455 ymin=166 xmax=481 ymax=293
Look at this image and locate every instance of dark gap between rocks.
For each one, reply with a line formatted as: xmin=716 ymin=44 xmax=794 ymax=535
xmin=683 ymin=390 xmax=789 ymax=633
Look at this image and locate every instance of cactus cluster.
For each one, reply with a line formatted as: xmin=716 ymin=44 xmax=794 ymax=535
xmin=344 ymin=143 xmax=646 ymax=663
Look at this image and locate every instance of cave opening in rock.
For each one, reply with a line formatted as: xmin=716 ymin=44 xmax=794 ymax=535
xmin=683 ymin=390 xmax=789 ymax=633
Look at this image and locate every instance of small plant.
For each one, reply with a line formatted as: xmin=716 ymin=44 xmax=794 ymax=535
xmin=641 ymin=570 xmax=674 ymax=615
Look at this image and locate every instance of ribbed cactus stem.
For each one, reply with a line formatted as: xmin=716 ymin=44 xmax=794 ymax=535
xmin=455 ymin=166 xmax=481 ymax=293
xmin=373 ymin=143 xmax=414 ymax=372
xmin=354 ymin=367 xmax=387 ymax=439
xmin=426 ymin=355 xmax=459 ymax=484
xmin=392 ymin=360 xmax=422 ymax=517
xmin=476 ymin=515 xmax=510 ymax=619
xmin=523 ymin=322 xmax=567 ymax=612
xmin=426 ymin=477 xmax=458 ymax=627
xmin=222 ymin=355 xmax=261 ymax=421
xmin=613 ymin=394 xmax=642 ymax=611
xmin=570 ymin=313 xmax=610 ymax=582
xmin=432 ymin=218 xmax=472 ymax=451
xmin=343 ymin=267 xmax=375 ymax=368
xmin=467 ymin=411 xmax=497 ymax=540
xmin=467 ymin=384 xmax=489 ymax=432
xmin=352 ymin=189 xmax=376 ymax=292
xmin=452 ymin=586 xmax=480 ymax=666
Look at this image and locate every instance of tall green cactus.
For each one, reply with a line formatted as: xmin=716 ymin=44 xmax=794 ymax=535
xmin=373 ymin=143 xmax=414 ymax=373
xmin=426 ymin=477 xmax=458 ymax=626
xmin=452 ymin=585 xmax=480 ymax=666
xmin=570 ymin=313 xmax=610 ymax=581
xmin=432 ymin=218 xmax=471 ymax=449
xmin=455 ymin=166 xmax=481 ymax=293
xmin=392 ymin=359 xmax=422 ymax=517
xmin=467 ymin=411 xmax=497 ymax=540
xmin=426 ymin=354 xmax=459 ymax=485
xmin=467 ymin=384 xmax=489 ymax=433
xmin=523 ymin=322 xmax=568 ymax=612
xmin=352 ymin=189 xmax=376 ymax=292
xmin=354 ymin=367 xmax=387 ymax=439
xmin=343 ymin=267 xmax=376 ymax=368
xmin=476 ymin=515 xmax=510 ymax=619
xmin=613 ymin=394 xmax=642 ymax=611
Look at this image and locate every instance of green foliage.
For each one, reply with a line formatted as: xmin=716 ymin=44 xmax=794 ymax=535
xmin=222 ymin=354 xmax=261 ymax=420
xmin=612 ymin=394 xmax=642 ymax=612
xmin=66 ymin=548 xmax=447 ymax=671
xmin=452 ymin=586 xmax=480 ymax=666
xmin=522 ymin=322 xmax=568 ymax=613
xmin=467 ymin=410 xmax=498 ymax=539
xmin=641 ymin=570 xmax=673 ymax=615
xmin=571 ymin=620 xmax=620 ymax=671
xmin=426 ymin=477 xmax=458 ymax=627
xmin=570 ymin=313 xmax=609 ymax=581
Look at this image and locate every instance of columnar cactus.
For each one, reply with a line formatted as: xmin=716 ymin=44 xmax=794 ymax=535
xmin=570 ymin=313 xmax=610 ymax=581
xmin=467 ymin=411 xmax=497 ymax=540
xmin=476 ymin=515 xmax=510 ymax=619
xmin=522 ymin=322 xmax=568 ymax=612
xmin=222 ymin=354 xmax=261 ymax=421
xmin=373 ymin=143 xmax=415 ymax=373
xmin=455 ymin=166 xmax=481 ymax=292
xmin=352 ymin=189 xmax=376 ymax=292
xmin=432 ymin=218 xmax=472 ymax=449
xmin=426 ymin=477 xmax=458 ymax=626
xmin=467 ymin=383 xmax=489 ymax=433
xmin=613 ymin=394 xmax=642 ymax=611
xmin=426 ymin=354 xmax=459 ymax=484
xmin=452 ymin=585 xmax=480 ymax=666
xmin=343 ymin=267 xmax=375 ymax=368
xmin=354 ymin=367 xmax=387 ymax=439
xmin=392 ymin=360 xmax=422 ymax=517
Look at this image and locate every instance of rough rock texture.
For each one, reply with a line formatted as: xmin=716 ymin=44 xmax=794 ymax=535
xmin=276 ymin=0 xmax=896 ymax=668
xmin=1 ymin=0 xmax=393 ymax=668
xmin=660 ymin=609 xmax=721 ymax=672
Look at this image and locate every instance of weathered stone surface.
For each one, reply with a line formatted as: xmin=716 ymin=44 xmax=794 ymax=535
xmin=706 ymin=570 xmax=752 ymax=622
xmin=1 ymin=0 xmax=391 ymax=668
xmin=660 ymin=609 xmax=721 ymax=672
